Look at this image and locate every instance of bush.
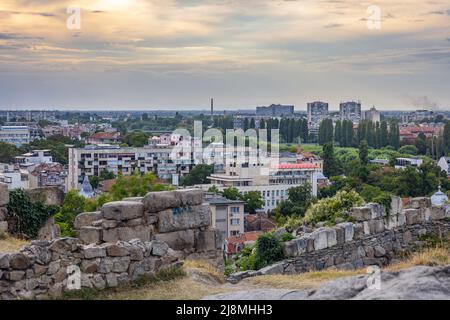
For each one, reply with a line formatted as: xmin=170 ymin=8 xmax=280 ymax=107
xmin=254 ymin=233 xmax=284 ymax=269
xmin=7 ymin=189 xmax=59 ymax=239
xmin=304 ymin=190 xmax=364 ymax=225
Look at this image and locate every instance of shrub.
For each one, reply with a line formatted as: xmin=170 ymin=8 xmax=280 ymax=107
xmin=279 ymin=232 xmax=295 ymax=242
xmin=7 ymin=189 xmax=59 ymax=239
xmin=254 ymin=233 xmax=284 ymax=269
xmin=304 ymin=190 xmax=364 ymax=225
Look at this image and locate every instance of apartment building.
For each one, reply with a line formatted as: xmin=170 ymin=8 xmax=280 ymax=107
xmin=340 ymin=101 xmax=362 ymax=123
xmin=67 ymin=144 xmax=195 ymax=191
xmin=204 ymin=194 xmax=245 ymax=242
xmin=256 ymin=104 xmax=294 ymax=117
xmin=0 ymin=126 xmax=31 ymax=146
xmin=14 ymin=150 xmax=53 ymax=165
xmin=207 ymin=159 xmax=320 ymax=212
xmin=363 ymin=106 xmax=381 ymax=123
xmin=307 ymin=101 xmax=329 ymax=133
xmin=0 ymin=164 xmax=29 ymax=190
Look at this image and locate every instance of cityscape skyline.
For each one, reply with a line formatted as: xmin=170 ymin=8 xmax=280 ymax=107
xmin=1 ymin=0 xmax=450 ymax=109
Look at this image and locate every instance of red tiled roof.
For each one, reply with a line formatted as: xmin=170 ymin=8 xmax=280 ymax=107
xmin=272 ymin=163 xmax=319 ymax=170
xmin=227 ymin=231 xmax=262 ymax=245
xmin=89 ymin=132 xmax=118 ymax=140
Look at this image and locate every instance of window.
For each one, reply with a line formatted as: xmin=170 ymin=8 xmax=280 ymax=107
xmin=230 ymin=207 xmax=240 ymax=213
xmin=230 ymin=219 xmax=240 ymax=226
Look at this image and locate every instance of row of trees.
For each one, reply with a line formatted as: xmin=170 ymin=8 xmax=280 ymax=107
xmin=318 ymin=118 xmax=401 ymax=150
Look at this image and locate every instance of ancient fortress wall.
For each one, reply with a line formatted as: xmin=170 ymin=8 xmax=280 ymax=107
xmin=0 ymin=188 xmax=222 ymax=300
xmin=228 ymin=197 xmax=450 ymax=283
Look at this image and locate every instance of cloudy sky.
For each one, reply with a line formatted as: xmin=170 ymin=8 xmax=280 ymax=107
xmin=0 ymin=0 xmax=449 ymax=111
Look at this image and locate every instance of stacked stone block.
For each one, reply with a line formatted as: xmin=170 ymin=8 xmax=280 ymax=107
xmin=228 ymin=197 xmax=450 ymax=283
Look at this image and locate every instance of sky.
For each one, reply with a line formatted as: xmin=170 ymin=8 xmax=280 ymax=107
xmin=0 ymin=0 xmax=450 ymax=111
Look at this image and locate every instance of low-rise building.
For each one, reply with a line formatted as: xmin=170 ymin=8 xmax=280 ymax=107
xmin=224 ymin=231 xmax=262 ymax=256
xmin=14 ymin=150 xmax=53 ymax=165
xmin=0 ymin=164 xmax=29 ymax=189
xmin=87 ymin=132 xmax=120 ymax=145
xmin=28 ymin=163 xmax=67 ymax=191
xmin=438 ymin=157 xmax=450 ymax=176
xmin=394 ymin=157 xmax=423 ymax=170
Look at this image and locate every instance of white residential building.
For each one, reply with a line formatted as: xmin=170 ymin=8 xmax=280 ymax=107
xmin=0 ymin=126 xmax=31 ymax=146
xmin=438 ymin=157 xmax=450 ymax=176
xmin=394 ymin=157 xmax=423 ymax=170
xmin=207 ymin=160 xmax=320 ymax=213
xmin=0 ymin=164 xmax=29 ymax=190
xmin=14 ymin=150 xmax=53 ymax=165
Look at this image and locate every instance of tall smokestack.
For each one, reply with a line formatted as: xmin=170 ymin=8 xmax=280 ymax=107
xmin=211 ymin=98 xmax=214 ymax=120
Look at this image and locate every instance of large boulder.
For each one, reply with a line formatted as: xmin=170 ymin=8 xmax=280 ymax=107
xmin=74 ymin=212 xmax=102 ymax=229
xmin=143 ymin=191 xmax=181 ymax=213
xmin=78 ymin=226 xmax=102 ymax=244
xmin=0 ymin=183 xmax=9 ymax=206
xmin=157 ymin=204 xmax=210 ymax=233
xmin=102 ymin=201 xmax=144 ymax=221
xmin=349 ymin=206 xmax=372 ymax=222
xmin=154 ymin=229 xmax=196 ymax=251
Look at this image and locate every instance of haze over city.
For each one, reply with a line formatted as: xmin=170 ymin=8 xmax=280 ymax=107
xmin=1 ymin=0 xmax=450 ymax=110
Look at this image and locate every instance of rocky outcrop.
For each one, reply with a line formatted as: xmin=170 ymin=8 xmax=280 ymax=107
xmin=0 ymin=183 xmax=9 ymax=233
xmin=206 ymin=264 xmax=450 ymax=300
xmin=228 ymin=197 xmax=450 ymax=283
xmin=25 ymin=187 xmax=64 ymax=206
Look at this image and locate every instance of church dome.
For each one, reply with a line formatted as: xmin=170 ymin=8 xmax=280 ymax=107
xmin=431 ymin=186 xmax=449 ymax=206
xmin=79 ymin=176 xmax=94 ymax=198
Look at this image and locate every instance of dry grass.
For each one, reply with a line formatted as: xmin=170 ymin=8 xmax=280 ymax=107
xmin=243 ymin=269 xmax=365 ymax=290
xmin=385 ymin=247 xmax=450 ymax=271
xmin=98 ymin=260 xmax=231 ymax=300
xmin=0 ymin=233 xmax=28 ymax=253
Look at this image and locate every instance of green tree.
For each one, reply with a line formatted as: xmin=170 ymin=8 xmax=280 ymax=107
xmin=322 ymin=143 xmax=341 ymax=177
xmin=443 ymin=121 xmax=450 ymax=155
xmin=255 ymin=233 xmax=283 ymax=268
xmin=222 ymin=187 xmax=241 ymax=201
xmin=241 ymin=191 xmax=264 ymax=214
xmin=380 ymin=121 xmax=389 ymax=147
xmin=54 ymin=190 xmax=87 ymax=237
xmin=181 ymin=164 xmax=214 ymax=186
xmin=110 ymin=171 xmax=169 ymax=200
xmin=0 ymin=142 xmax=21 ymax=163
xmin=122 ymin=131 xmax=149 ymax=147
xmin=304 ymin=190 xmax=364 ymax=225
xmin=359 ymin=140 xmax=369 ymax=165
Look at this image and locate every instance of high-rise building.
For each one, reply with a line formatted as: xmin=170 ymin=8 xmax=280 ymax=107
xmin=307 ymin=101 xmax=329 ymax=131
xmin=340 ymin=101 xmax=362 ymax=122
xmin=256 ymin=104 xmax=294 ymax=117
xmin=363 ymin=106 xmax=381 ymax=123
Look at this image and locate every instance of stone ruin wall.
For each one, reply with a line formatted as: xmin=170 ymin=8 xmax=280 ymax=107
xmin=228 ymin=197 xmax=450 ymax=283
xmin=0 ymin=188 xmax=223 ymax=300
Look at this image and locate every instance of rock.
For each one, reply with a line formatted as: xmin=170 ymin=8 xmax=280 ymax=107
xmin=81 ymin=259 xmax=100 ymax=273
xmin=175 ymin=189 xmax=203 ymax=207
xmin=196 ymin=229 xmax=217 ymax=252
xmin=48 ymin=282 xmax=63 ymax=298
xmin=9 ymin=253 xmax=30 ymax=270
xmin=37 ymin=217 xmax=60 ymax=240
xmin=335 ymin=263 xmax=355 ymax=271
xmin=405 ymin=209 xmax=422 ymax=225
xmin=82 ymin=244 xmax=106 ymax=259
xmin=311 ymin=228 xmax=335 ymax=250
xmin=326 ymin=228 xmax=337 ymax=247
xmin=368 ymin=203 xmax=386 ymax=219
xmin=49 ymin=238 xmax=79 ymax=253
xmin=47 ymin=260 xmax=61 ymax=275
xmin=124 ymin=218 xmax=144 ymax=227
xmin=0 ymin=183 xmax=9 ymax=206
xmin=337 ymin=222 xmax=354 ymax=242
xmin=78 ymin=227 xmax=102 ymax=244
xmin=102 ymin=219 xmax=119 ymax=229
xmin=117 ymin=225 xmax=152 ymax=242
xmin=112 ymin=257 xmax=130 ymax=273
xmin=206 ymin=265 xmax=450 ymax=300
xmin=105 ymin=243 xmax=129 ymax=257
xmin=157 ymin=204 xmax=210 ymax=233
xmin=409 ymin=197 xmax=431 ymax=209
xmin=0 ymin=254 xmax=9 ymax=269
xmin=102 ymin=228 xmax=119 ymax=243
xmin=349 ymin=206 xmax=372 ymax=222
xmin=0 ymin=207 xmax=7 ymax=221
xmin=0 ymin=221 xmax=8 ymax=233
xmin=102 ymin=201 xmax=144 ymax=221
xmin=143 ymin=191 xmax=181 ymax=213
xmin=273 ymin=227 xmax=288 ymax=238
xmin=92 ymin=274 xmax=106 ymax=290
xmin=374 ymin=245 xmax=386 ymax=257
xmin=283 ymin=240 xmax=298 ymax=257
xmin=6 ymin=271 xmax=25 ymax=281
xmin=155 ymin=230 xmax=195 ymax=250
xmin=122 ymin=197 xmax=143 ymax=202
xmin=74 ymin=212 xmax=102 ymax=229
xmin=33 ymin=264 xmax=47 ymax=276
xmin=106 ymin=273 xmax=118 ymax=287
xmin=368 ymin=219 xmax=385 ymax=234
xmin=260 ymin=262 xmax=284 ymax=275
xmin=430 ymin=207 xmax=446 ymax=220
xmin=151 ymin=241 xmax=169 ymax=256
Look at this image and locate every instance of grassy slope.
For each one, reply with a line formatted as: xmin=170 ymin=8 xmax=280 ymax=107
xmin=0 ymin=233 xmax=29 ymax=253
